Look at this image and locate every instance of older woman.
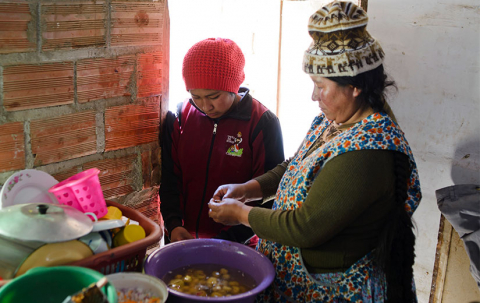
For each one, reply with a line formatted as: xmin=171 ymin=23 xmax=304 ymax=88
xmin=208 ymin=2 xmax=421 ymax=302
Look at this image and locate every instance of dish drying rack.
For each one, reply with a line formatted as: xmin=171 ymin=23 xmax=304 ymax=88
xmin=69 ymin=200 xmax=162 ymax=274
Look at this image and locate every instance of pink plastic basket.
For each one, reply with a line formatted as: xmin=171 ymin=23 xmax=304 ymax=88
xmin=48 ymin=168 xmax=108 ymax=219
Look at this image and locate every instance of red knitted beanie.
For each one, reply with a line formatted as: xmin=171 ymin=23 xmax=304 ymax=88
xmin=182 ymin=38 xmax=245 ymax=93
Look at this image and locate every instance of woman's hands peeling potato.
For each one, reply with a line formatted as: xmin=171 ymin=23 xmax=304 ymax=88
xmin=208 ymin=198 xmax=252 ymax=227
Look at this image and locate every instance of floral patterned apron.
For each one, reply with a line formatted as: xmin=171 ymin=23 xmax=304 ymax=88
xmin=256 ymin=112 xmax=421 ymax=302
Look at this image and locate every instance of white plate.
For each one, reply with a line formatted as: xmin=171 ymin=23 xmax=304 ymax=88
xmin=0 ymin=169 xmax=59 ymax=209
xmin=92 ymin=219 xmax=125 ymax=232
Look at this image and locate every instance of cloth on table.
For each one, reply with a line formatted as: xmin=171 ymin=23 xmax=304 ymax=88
xmin=436 ymin=184 xmax=480 ymax=289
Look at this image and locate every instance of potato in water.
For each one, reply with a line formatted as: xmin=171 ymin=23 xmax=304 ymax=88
xmin=164 ymin=264 xmax=255 ymax=297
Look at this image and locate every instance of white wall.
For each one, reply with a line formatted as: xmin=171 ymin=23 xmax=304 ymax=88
xmin=368 ymin=1 xmax=480 ymax=300
xmin=169 ymin=1 xmax=480 ymax=301
xmin=168 ymin=0 xmax=280 ymax=113
xmin=278 ymin=0 xmax=331 ymax=158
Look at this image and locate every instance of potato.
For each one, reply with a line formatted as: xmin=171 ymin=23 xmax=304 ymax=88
xmin=222 ymin=274 xmax=231 ymax=280
xmin=206 ymin=277 xmax=218 ymax=286
xmin=167 ymin=266 xmax=252 ymax=298
xmin=220 ymin=268 xmax=228 ymax=275
xmin=211 ymin=291 xmax=224 ymax=297
xmin=167 ymin=278 xmax=184 ymax=289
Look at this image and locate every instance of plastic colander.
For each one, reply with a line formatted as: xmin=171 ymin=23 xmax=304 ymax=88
xmin=48 ymin=168 xmax=107 ymax=220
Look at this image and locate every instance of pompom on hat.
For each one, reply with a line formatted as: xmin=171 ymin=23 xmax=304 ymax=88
xmin=182 ymin=38 xmax=245 ymax=93
xmin=303 ymin=1 xmax=385 ymax=77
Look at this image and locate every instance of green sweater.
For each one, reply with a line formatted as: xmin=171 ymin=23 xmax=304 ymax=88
xmin=251 ymin=149 xmax=408 ymax=273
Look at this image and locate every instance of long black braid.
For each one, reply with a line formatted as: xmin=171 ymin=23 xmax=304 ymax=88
xmin=374 ymin=151 xmax=416 ymax=302
xmin=328 ymin=66 xmax=416 ymax=301
xmin=328 ymin=65 xmax=416 ymax=303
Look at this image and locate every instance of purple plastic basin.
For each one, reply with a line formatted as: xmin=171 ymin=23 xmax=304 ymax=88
xmin=144 ymin=239 xmax=275 ymax=303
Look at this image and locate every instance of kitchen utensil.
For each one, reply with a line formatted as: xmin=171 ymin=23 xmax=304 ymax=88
xmin=100 ymin=206 xmax=122 ymax=220
xmin=0 ymin=169 xmax=58 ymax=209
xmin=0 ymin=266 xmax=117 ymax=303
xmin=0 ymin=235 xmax=43 ymax=279
xmin=0 ymin=203 xmax=93 ymax=243
xmin=62 ymin=277 xmax=109 ymax=303
xmin=79 ymin=232 xmax=110 ymax=254
xmin=113 ymin=224 xmax=146 ymax=247
xmin=99 ymin=230 xmax=113 ymax=248
xmin=15 ymin=240 xmax=93 ymax=277
xmin=107 ymin=272 xmax=168 ymax=303
xmin=48 ymin=168 xmax=108 ymax=219
xmin=144 ymin=239 xmax=275 ymax=303
xmin=92 ymin=219 xmax=125 ymax=232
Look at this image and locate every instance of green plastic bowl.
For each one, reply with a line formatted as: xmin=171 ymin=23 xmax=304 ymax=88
xmin=0 ymin=266 xmax=117 ymax=303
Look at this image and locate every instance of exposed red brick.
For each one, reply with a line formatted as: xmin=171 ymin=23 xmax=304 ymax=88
xmin=41 ymin=2 xmax=106 ymax=50
xmin=0 ymin=1 xmax=36 ymax=54
xmin=3 ymin=62 xmax=74 ymax=111
xmin=51 ymin=166 xmax=79 ymax=182
xmin=138 ymin=52 xmax=163 ymax=98
xmin=111 ymin=1 xmax=164 ymax=47
xmin=98 ymin=172 xmax=131 ymax=191
xmin=77 ymin=55 xmax=135 ymax=103
xmin=103 ymin=185 xmax=134 ymax=200
xmin=135 ymin=203 xmax=159 ymax=224
xmin=84 ymin=154 xmax=136 ymax=199
xmin=141 ymin=149 xmax=151 ymax=188
xmin=30 ymin=111 xmax=96 ymax=166
xmin=159 ymin=4 xmax=170 ymax=129
xmin=150 ymin=145 xmax=160 ymax=186
xmin=84 ymin=154 xmax=136 ymax=175
xmin=104 ymin=96 xmax=160 ymax=151
xmin=0 ymin=122 xmax=25 ymax=173
xmin=132 ymin=193 xmax=160 ymax=224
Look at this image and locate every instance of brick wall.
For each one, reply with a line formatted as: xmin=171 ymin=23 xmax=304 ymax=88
xmin=0 ymin=0 xmax=170 ymax=236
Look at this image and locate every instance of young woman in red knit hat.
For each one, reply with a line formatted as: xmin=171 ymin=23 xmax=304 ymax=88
xmin=159 ymin=38 xmax=285 ymax=246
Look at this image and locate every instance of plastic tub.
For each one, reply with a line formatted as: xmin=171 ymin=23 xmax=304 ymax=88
xmin=144 ymin=239 xmax=275 ymax=303
xmin=48 ymin=168 xmax=107 ymax=219
xmin=0 ymin=266 xmax=117 ymax=303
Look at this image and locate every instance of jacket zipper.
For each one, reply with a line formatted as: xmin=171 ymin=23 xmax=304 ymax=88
xmin=195 ymin=122 xmax=217 ymax=238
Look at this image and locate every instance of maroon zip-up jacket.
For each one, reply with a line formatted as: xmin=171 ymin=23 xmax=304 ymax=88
xmin=160 ymin=88 xmax=284 ymax=241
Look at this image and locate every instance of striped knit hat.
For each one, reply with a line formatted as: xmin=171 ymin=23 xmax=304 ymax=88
xmin=303 ymin=1 xmax=384 ymax=77
xmin=182 ymin=38 xmax=245 ymax=93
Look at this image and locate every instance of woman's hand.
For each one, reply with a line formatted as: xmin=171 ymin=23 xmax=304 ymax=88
xmin=169 ymin=226 xmax=194 ymax=242
xmin=212 ymin=180 xmax=263 ymax=203
xmin=208 ymin=198 xmax=252 ymax=227
xmin=213 ymin=184 xmax=248 ymax=202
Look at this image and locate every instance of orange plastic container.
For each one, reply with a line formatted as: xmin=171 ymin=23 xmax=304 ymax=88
xmin=69 ymin=200 xmax=162 ymax=274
